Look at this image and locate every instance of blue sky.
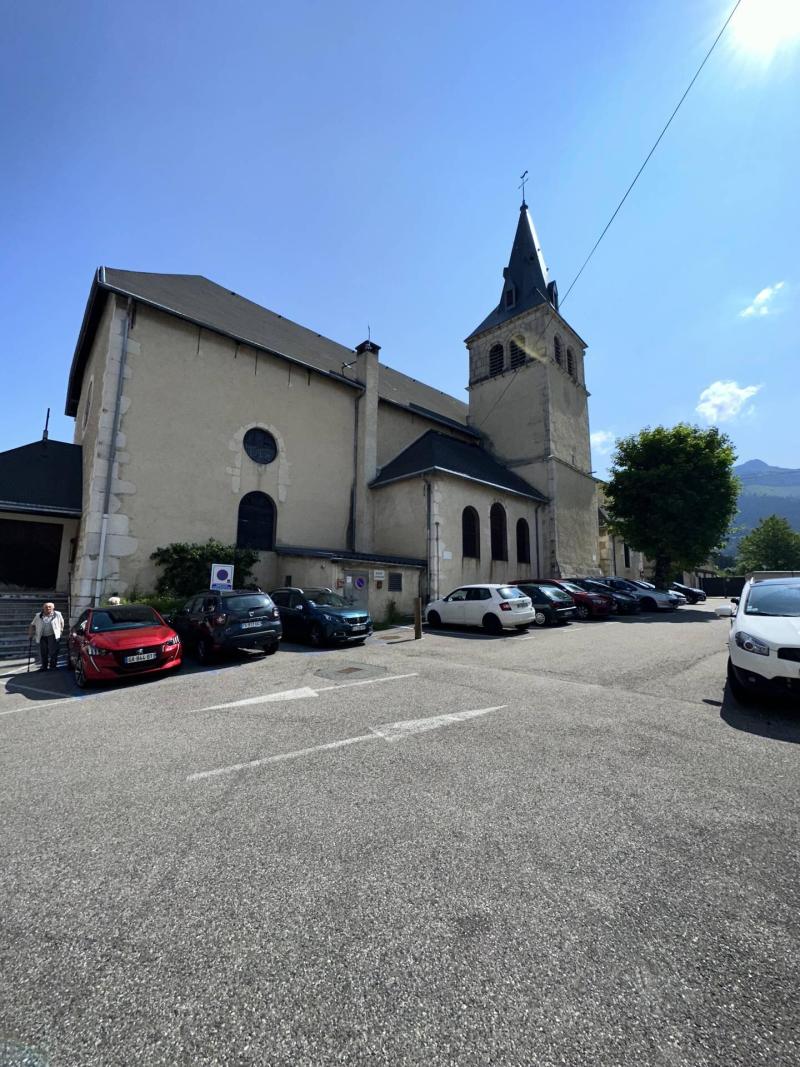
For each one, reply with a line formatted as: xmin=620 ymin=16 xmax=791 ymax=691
xmin=2 ymin=0 xmax=798 ymax=477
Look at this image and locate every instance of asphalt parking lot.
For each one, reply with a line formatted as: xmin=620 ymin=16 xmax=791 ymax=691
xmin=1 ymin=603 xmax=799 ymax=1066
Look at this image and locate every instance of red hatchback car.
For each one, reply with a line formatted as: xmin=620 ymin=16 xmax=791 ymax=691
xmin=538 ymin=579 xmax=612 ymax=620
xmin=67 ymin=604 xmax=182 ymax=687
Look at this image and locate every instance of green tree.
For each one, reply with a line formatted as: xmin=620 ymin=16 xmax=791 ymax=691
xmin=150 ymin=539 xmax=259 ymax=598
xmin=605 ymin=424 xmax=739 ymax=589
xmin=735 ymin=515 xmax=800 ymax=573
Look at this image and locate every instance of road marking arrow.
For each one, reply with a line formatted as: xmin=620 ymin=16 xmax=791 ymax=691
xmin=187 ymin=703 xmax=507 ymax=782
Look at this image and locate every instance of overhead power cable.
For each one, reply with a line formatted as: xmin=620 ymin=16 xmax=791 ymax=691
xmin=561 ymin=0 xmax=744 ymax=303
xmin=476 ymin=0 xmax=743 ymax=429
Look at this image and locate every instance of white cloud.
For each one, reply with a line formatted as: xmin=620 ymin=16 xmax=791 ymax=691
xmin=739 ymin=280 xmax=785 ymax=318
xmin=590 ymin=430 xmax=615 ymax=455
xmin=696 ymin=380 xmax=762 ymax=423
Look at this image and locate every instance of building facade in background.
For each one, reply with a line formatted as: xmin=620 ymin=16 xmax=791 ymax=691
xmin=4 ymin=203 xmax=602 ymax=620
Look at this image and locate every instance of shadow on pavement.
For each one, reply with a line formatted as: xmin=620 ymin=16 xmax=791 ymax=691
xmin=719 ymin=684 xmax=800 ymax=744
xmin=612 ymin=608 xmax=719 ymax=625
xmin=423 ymin=625 xmax=529 ymax=641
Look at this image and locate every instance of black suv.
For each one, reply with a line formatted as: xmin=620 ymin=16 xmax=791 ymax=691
xmin=171 ymin=589 xmax=282 ymax=662
xmin=511 ymin=581 xmax=577 ymax=626
xmin=270 ymin=587 xmax=373 ymax=646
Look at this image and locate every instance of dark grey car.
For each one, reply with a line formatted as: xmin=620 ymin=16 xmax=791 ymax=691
xmin=172 ymin=589 xmax=282 ymax=662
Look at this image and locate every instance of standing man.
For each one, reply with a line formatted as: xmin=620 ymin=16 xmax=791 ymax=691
xmin=28 ymin=602 xmax=64 ymax=671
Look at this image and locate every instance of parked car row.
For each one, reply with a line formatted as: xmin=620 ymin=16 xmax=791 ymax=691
xmin=424 ymin=575 xmax=701 ymax=634
xmin=66 ymin=575 xmax=709 ymax=687
xmin=67 ymin=586 xmax=374 ymax=687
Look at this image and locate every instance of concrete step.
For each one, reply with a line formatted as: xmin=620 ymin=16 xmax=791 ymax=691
xmin=0 ymin=595 xmax=70 ymax=660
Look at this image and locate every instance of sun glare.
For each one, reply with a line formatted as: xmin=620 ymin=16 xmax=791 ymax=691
xmin=729 ymin=0 xmax=800 ymax=59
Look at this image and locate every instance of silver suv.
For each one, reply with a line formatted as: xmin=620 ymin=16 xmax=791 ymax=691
xmin=600 ymin=577 xmax=676 ymax=611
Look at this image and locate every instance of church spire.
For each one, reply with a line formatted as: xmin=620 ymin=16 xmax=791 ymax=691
xmin=467 ymin=202 xmax=558 ymax=339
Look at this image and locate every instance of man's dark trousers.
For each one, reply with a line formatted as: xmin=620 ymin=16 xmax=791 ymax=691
xmin=39 ymin=634 xmax=59 ymax=669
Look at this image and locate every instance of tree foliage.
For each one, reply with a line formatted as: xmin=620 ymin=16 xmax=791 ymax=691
xmin=735 ymin=515 xmax=800 ymax=573
xmin=150 ymin=540 xmax=259 ymax=597
xmin=605 ymin=424 xmax=739 ymax=588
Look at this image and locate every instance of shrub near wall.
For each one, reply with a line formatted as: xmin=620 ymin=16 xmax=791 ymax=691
xmin=150 ymin=540 xmax=259 ymax=599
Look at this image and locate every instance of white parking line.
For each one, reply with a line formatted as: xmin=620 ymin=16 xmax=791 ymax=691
xmin=197 ymin=672 xmax=419 ymax=712
xmin=187 ymin=703 xmax=507 ymax=782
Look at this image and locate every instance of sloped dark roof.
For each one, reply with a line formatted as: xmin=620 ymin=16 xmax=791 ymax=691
xmin=371 ymin=430 xmax=547 ymax=502
xmin=0 ymin=440 xmax=82 ymax=517
xmin=468 ymin=204 xmax=556 ymax=340
xmin=66 ymin=268 xmax=470 ymax=431
xmin=275 ymin=545 xmax=425 ymax=567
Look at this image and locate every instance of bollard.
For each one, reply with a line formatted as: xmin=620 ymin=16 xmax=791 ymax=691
xmin=414 ymin=597 xmax=423 ymax=640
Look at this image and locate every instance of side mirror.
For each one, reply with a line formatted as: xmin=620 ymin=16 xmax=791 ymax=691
xmin=715 ymin=605 xmax=734 ymax=618
xmin=78 ymin=621 xmax=87 ymax=633
xmin=731 ymin=597 xmax=740 ymax=605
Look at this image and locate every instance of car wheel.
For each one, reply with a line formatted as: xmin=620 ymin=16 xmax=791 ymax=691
xmin=427 ymin=610 xmax=441 ymax=627
xmin=482 ymin=613 xmax=503 ymax=635
xmin=641 ymin=597 xmax=657 ymax=611
xmin=196 ymin=637 xmax=212 ymax=664
xmin=727 ymin=658 xmax=754 ymax=705
xmin=533 ymin=610 xmax=548 ymax=627
xmin=576 ymin=604 xmax=590 ymax=620
xmin=262 ymin=642 xmax=278 ymax=656
xmin=74 ymin=657 xmax=89 ymax=689
xmin=309 ymin=623 xmax=325 ymax=648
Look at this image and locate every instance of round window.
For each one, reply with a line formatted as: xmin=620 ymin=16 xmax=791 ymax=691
xmin=243 ymin=427 xmax=278 ymax=465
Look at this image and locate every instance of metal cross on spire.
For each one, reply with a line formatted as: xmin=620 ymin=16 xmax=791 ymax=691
xmin=518 ymin=170 xmax=528 ymax=207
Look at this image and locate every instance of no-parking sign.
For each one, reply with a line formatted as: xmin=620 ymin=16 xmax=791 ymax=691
xmin=210 ymin=563 xmax=234 ymax=591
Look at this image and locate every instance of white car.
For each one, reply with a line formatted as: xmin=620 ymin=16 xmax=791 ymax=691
xmin=716 ymin=576 xmax=800 ymax=702
xmin=426 ymin=584 xmax=535 ymax=633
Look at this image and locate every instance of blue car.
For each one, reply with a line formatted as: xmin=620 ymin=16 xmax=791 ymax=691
xmin=270 ymin=587 xmax=373 ymax=647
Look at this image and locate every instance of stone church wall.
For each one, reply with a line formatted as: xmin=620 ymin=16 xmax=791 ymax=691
xmin=80 ymin=302 xmax=359 ymax=599
xmin=376 ymin=401 xmax=472 ymax=469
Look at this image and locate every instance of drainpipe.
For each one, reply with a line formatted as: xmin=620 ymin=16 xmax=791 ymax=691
xmin=425 ymin=477 xmax=433 ymax=601
xmin=534 ymin=505 xmax=541 ymax=578
xmin=94 ymin=297 xmax=132 ymax=605
xmin=434 ymin=521 xmax=440 ymax=602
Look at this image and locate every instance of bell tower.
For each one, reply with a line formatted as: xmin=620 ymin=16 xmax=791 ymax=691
xmin=466 ymin=201 xmax=599 ymax=576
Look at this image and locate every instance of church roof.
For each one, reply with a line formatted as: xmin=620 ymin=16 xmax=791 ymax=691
xmin=467 ymin=204 xmax=555 ymax=340
xmin=371 ymin=430 xmax=547 ymax=502
xmin=0 ymin=439 xmax=83 ymax=517
xmin=65 ymin=269 xmax=472 ymax=434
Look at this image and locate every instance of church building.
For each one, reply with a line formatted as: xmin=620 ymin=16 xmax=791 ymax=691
xmin=3 ymin=201 xmax=600 ymax=621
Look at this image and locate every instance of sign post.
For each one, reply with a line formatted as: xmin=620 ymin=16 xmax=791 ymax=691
xmin=210 ymin=563 xmax=234 ymax=591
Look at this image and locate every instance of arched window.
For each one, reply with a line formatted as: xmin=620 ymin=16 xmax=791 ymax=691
xmin=510 ymin=336 xmax=526 ymax=369
xmin=490 ymin=503 xmax=508 ymax=561
xmin=237 ymin=491 xmax=276 ymax=550
xmin=554 ymin=335 xmax=563 ymax=366
xmin=489 ymin=344 xmax=504 ymax=377
xmin=567 ymin=348 xmax=575 ymax=379
xmin=462 ymin=506 xmax=480 ymax=558
xmin=516 ymin=518 xmax=531 ymax=565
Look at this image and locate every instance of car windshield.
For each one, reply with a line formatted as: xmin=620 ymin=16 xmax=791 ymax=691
xmin=744 ymin=584 xmax=800 ymax=617
xmin=542 ymin=587 xmax=572 ymax=603
xmin=497 ymin=587 xmax=527 ymax=599
xmin=555 ymin=581 xmax=583 ymax=594
xmin=586 ymin=581 xmax=616 ymax=595
xmin=224 ymin=594 xmax=273 ymax=611
xmin=305 ymin=590 xmax=348 ymax=608
xmin=90 ymin=606 xmax=162 ymax=632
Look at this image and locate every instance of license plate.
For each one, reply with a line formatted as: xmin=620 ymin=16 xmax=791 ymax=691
xmin=241 ymin=620 xmax=262 ymax=629
xmin=350 ymin=624 xmax=366 ymax=632
xmin=125 ymin=652 xmax=157 ymax=664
